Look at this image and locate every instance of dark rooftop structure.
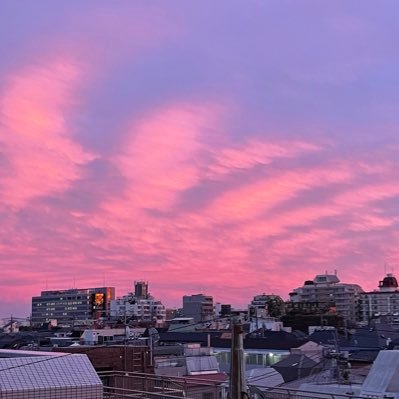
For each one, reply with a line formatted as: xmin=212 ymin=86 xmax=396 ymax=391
xmin=159 ymin=330 xmax=308 ymax=351
xmin=271 ymin=353 xmax=319 ymax=382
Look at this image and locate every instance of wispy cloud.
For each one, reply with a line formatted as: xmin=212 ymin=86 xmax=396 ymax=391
xmin=2 ymin=1 xmax=399 ymax=316
xmin=0 ymin=60 xmax=95 ymax=209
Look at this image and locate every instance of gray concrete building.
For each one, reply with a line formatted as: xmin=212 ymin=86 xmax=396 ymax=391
xmin=31 ymin=287 xmax=115 ymax=326
xmin=182 ymin=294 xmax=214 ymax=323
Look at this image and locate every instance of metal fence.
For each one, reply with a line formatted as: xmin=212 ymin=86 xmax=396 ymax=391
xmin=248 ymin=385 xmax=362 ymax=399
xmin=99 ymin=371 xmax=223 ymax=399
xmin=99 ymin=371 xmax=366 ymax=399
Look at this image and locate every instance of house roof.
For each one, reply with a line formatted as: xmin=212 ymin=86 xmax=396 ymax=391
xmin=361 ymin=350 xmax=399 ymax=398
xmin=159 ymin=331 xmax=222 ymax=346
xmin=271 ymin=354 xmax=318 ymax=382
xmin=309 ymin=330 xmax=346 ymax=347
xmin=0 ymin=353 xmax=102 ymax=391
xmin=181 ymin=372 xmax=228 ymax=384
xmin=348 ymin=349 xmax=379 ymax=363
xmin=159 ymin=330 xmax=307 ymax=351
xmin=247 ymin=367 xmax=284 ymax=388
xmin=186 ymin=356 xmax=219 ymax=375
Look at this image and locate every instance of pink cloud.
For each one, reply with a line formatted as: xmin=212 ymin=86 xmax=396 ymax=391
xmin=113 ymin=104 xmax=218 ymax=210
xmin=334 ymin=180 xmax=399 ymax=208
xmin=205 ymin=161 xmax=354 ymax=222
xmin=2 ymin=85 xmax=399 ymax=313
xmin=0 ymin=60 xmax=95 ymax=208
xmin=80 ymin=119 xmax=399 ymax=307
xmin=207 ymin=139 xmax=320 ymax=178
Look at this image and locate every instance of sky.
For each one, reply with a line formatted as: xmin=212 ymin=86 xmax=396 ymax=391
xmin=1 ymin=1 xmax=399 ymax=318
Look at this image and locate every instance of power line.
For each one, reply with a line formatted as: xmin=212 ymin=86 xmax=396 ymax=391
xmin=0 ymin=352 xmax=75 ymax=373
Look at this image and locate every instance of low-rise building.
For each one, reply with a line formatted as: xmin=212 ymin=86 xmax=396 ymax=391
xmin=58 ymin=344 xmax=153 ymax=374
xmin=155 ymin=343 xmax=221 ymax=377
xmin=80 ymin=328 xmax=128 ymax=345
xmin=249 ymin=294 xmax=285 ymax=319
xmin=182 ymin=294 xmax=214 ymax=323
xmin=358 ymin=273 xmax=399 ymax=323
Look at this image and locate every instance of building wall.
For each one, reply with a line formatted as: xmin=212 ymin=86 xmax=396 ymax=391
xmin=182 ymin=294 xmax=214 ymax=323
xmin=358 ymin=274 xmax=399 ymax=323
xmin=358 ymin=292 xmax=399 ymax=322
xmin=57 ymin=345 xmax=154 ymax=373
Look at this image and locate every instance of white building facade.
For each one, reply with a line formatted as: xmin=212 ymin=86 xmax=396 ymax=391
xmin=111 ymin=296 xmax=166 ymax=326
xmin=358 ymin=273 xmax=399 ymax=323
xmin=110 ymin=281 xmax=166 ymax=326
xmin=290 ymin=273 xmax=363 ymax=322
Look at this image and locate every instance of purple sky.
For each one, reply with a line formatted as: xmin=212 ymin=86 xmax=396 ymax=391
xmin=1 ymin=1 xmax=399 ymax=318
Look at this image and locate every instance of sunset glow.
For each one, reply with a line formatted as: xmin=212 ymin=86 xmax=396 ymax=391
xmin=1 ymin=1 xmax=399 ymax=317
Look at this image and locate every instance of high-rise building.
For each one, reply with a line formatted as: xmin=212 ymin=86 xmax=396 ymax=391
xmin=358 ymin=273 xmax=399 ymax=323
xmin=182 ymin=294 xmax=214 ymax=323
xmin=289 ymin=273 xmax=363 ymax=322
xmin=31 ymin=287 xmax=115 ymax=326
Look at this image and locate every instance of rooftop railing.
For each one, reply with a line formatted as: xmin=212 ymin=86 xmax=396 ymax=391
xmin=99 ymin=371 xmax=366 ymax=399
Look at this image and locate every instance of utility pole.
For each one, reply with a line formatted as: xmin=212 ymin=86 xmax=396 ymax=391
xmin=229 ymin=322 xmax=248 ymax=399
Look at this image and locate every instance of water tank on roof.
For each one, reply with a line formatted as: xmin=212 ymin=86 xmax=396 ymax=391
xmin=379 ymin=274 xmax=398 ymax=289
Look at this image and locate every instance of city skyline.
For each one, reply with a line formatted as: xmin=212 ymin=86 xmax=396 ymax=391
xmin=2 ymin=1 xmax=399 ymax=317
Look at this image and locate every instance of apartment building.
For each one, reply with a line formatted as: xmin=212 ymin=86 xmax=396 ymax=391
xmin=358 ymin=273 xmax=399 ymax=323
xmin=289 ymin=273 xmax=363 ymax=322
xmin=110 ymin=281 xmax=166 ymax=326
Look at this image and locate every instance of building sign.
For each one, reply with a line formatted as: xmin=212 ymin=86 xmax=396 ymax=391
xmin=92 ymin=293 xmax=105 ymax=310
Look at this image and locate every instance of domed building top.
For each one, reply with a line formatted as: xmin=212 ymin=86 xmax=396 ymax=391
xmin=379 ymin=273 xmax=399 ymax=292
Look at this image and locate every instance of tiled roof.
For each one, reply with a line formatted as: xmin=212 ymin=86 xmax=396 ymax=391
xmin=0 ymin=354 xmax=102 ymax=391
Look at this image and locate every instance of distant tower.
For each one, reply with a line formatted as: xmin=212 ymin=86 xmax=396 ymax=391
xmin=134 ymin=281 xmax=149 ymax=299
